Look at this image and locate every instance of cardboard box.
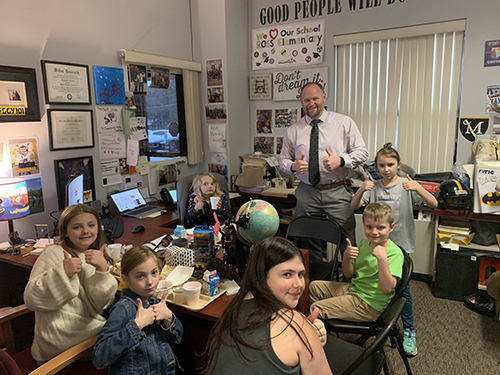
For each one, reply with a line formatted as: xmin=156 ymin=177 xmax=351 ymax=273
xmin=474 ymin=161 xmax=500 ymax=214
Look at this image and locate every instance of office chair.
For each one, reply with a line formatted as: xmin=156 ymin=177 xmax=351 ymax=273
xmin=176 ymin=172 xmax=229 ymax=228
xmin=285 ymin=215 xmax=343 ymax=282
xmin=324 ymin=247 xmax=414 ymax=375
xmin=0 ymin=304 xmax=106 ymax=375
xmin=324 ymin=297 xmax=407 ymax=375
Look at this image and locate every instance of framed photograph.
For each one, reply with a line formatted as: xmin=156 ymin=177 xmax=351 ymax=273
xmin=54 ymin=156 xmax=95 ymax=210
xmin=249 ymin=74 xmax=272 ymax=100
xmin=0 ymin=65 xmax=40 ymax=122
xmin=41 ymin=60 xmax=91 ymax=105
xmin=48 ymin=109 xmax=95 ymax=151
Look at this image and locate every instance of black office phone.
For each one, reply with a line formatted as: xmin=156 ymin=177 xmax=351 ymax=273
xmin=160 ymin=188 xmax=176 ymax=210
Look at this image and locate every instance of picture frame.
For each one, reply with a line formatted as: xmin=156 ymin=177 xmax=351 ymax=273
xmin=54 ymin=156 xmax=96 ymax=210
xmin=48 ymin=109 xmax=95 ymax=151
xmin=249 ymin=74 xmax=273 ymax=100
xmin=0 ymin=65 xmax=41 ymax=123
xmin=41 ymin=60 xmax=92 ymax=105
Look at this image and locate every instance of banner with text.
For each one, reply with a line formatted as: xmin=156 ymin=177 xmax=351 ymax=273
xmin=273 ymin=67 xmax=328 ymax=101
xmin=252 ymin=19 xmax=324 ymax=70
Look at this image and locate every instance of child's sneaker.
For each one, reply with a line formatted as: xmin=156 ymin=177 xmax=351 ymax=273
xmin=403 ymin=327 xmax=418 ymax=357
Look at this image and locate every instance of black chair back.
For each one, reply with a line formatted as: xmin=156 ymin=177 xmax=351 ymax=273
xmin=323 ymin=298 xmax=406 ymax=375
xmin=285 ymin=215 xmax=342 ymax=281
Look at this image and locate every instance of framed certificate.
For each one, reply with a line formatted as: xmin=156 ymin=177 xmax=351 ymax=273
xmin=41 ymin=60 xmax=92 ymax=105
xmin=0 ymin=65 xmax=41 ymax=122
xmin=48 ymin=109 xmax=95 ymax=150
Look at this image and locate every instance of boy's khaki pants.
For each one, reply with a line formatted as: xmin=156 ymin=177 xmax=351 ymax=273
xmin=310 ymin=281 xmax=381 ymax=321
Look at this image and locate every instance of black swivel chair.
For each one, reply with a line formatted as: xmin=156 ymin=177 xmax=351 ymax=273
xmin=285 ymin=215 xmax=343 ymax=282
xmin=176 ymin=172 xmax=230 ymax=228
xmin=324 ymin=247 xmax=414 ymax=375
xmin=324 ymin=297 xmax=407 ymax=375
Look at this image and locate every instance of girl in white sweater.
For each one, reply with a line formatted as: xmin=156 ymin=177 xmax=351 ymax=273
xmin=24 ymin=204 xmax=117 ymax=363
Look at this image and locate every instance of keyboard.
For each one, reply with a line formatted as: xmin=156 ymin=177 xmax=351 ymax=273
xmin=102 ymin=218 xmax=124 ymax=238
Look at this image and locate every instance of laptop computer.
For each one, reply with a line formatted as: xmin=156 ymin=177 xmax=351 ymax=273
xmin=110 ymin=188 xmax=163 ymax=219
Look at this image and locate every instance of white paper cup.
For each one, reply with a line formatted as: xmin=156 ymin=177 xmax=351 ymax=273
xmin=182 ymin=281 xmax=202 ymax=307
xmin=106 ymin=244 xmax=122 ymax=263
xmin=210 ymin=196 xmax=221 ymax=210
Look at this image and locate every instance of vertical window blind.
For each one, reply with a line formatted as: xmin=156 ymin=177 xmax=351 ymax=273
xmin=334 ymin=20 xmax=465 ymax=173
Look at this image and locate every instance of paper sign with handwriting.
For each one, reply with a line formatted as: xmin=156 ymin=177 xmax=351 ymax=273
xmin=209 ymin=124 xmax=226 ymax=153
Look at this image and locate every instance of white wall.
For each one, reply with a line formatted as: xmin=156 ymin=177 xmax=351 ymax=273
xmin=191 ymin=0 xmax=251 ymax=184
xmin=247 ymin=0 xmax=500 ymax=167
xmin=0 ymin=0 xmax=194 ymax=240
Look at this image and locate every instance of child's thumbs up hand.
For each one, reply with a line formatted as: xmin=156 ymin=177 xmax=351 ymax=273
xmin=361 ymin=175 xmax=374 ymax=192
xmin=402 ymin=174 xmax=419 ymax=191
xmin=344 ymin=238 xmax=359 ymax=260
xmin=372 ymin=239 xmax=389 ymax=260
xmin=152 ymin=291 xmax=173 ymax=325
xmin=135 ymin=298 xmax=155 ymax=330
xmin=85 ymin=244 xmax=109 ymax=272
xmin=62 ymin=250 xmax=82 ymax=277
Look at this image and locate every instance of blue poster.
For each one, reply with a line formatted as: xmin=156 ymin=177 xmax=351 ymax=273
xmin=93 ymin=66 xmax=126 ymax=105
xmin=484 ymin=40 xmax=500 ymax=67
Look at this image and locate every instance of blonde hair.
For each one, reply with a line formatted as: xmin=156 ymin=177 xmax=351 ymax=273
xmin=363 ymin=202 xmax=394 ymax=226
xmin=57 ymin=204 xmax=107 ymax=258
xmin=191 ymin=172 xmax=223 ymax=203
xmin=121 ymin=245 xmax=163 ymax=277
xmin=374 ymin=142 xmax=401 ymax=171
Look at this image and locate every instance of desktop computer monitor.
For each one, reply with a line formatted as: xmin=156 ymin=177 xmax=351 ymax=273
xmin=67 ymin=174 xmax=84 ymax=206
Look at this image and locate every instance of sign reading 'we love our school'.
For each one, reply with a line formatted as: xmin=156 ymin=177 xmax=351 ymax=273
xmin=252 ymin=19 xmax=325 ymax=70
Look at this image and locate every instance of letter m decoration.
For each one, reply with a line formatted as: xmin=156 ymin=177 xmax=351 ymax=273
xmin=460 ymin=117 xmax=489 ymax=142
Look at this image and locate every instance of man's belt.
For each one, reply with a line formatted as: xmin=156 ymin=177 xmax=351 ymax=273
xmin=313 ymin=180 xmax=344 ymax=190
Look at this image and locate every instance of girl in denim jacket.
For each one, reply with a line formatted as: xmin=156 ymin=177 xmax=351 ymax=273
xmin=93 ymin=246 xmax=183 ymax=374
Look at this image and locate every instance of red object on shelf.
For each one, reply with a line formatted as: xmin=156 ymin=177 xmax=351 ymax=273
xmin=416 ymin=181 xmax=440 ymax=194
xmin=479 ymin=257 xmax=500 ymax=286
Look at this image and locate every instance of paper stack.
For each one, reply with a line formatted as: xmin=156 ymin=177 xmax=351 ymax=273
xmin=437 ymin=219 xmax=474 ymax=246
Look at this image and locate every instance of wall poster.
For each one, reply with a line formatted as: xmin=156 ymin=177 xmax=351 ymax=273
xmin=252 ymin=20 xmax=324 ymax=70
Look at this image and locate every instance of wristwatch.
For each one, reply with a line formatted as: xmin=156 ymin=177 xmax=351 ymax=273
xmin=339 ymin=157 xmax=345 ymax=168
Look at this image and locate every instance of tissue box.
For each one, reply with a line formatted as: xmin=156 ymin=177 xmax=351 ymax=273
xmin=201 ymin=270 xmax=221 ymax=297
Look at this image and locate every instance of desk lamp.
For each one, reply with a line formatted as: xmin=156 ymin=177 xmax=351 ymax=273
xmin=0 ymin=177 xmax=30 ymax=245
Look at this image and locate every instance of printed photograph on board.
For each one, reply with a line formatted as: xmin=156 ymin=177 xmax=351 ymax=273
xmin=256 ymin=109 xmax=272 ymax=134
xmin=208 ymin=163 xmax=228 ymax=181
xmin=207 ymin=87 xmax=224 ymax=103
xmin=254 ymin=136 xmax=274 ymax=154
xmin=206 ymin=59 xmax=223 ymax=86
xmin=275 ymin=108 xmax=297 ymax=128
xmin=206 ymin=104 xmax=227 ymax=123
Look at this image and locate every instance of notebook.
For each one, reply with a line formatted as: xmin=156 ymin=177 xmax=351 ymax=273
xmin=110 ymin=188 xmax=163 ymax=219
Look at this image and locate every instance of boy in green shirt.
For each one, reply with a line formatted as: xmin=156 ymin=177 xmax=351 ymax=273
xmin=310 ymin=202 xmax=404 ymax=321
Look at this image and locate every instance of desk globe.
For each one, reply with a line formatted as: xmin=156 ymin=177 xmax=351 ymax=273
xmin=235 ymin=199 xmax=279 ymax=244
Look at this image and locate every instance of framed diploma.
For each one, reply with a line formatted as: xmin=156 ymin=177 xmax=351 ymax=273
xmin=48 ymin=109 xmax=95 ymax=151
xmin=41 ymin=60 xmax=92 ymax=105
xmin=0 ymin=65 xmax=41 ymax=122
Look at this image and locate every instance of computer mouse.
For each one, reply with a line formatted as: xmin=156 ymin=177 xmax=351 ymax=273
xmin=132 ymin=225 xmax=145 ymax=233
